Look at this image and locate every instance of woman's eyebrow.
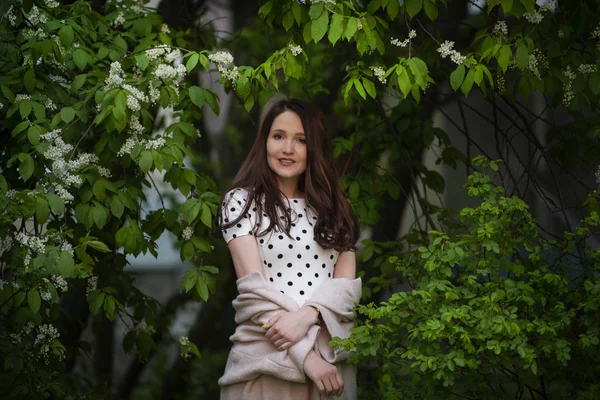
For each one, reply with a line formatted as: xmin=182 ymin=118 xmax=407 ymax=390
xmin=270 ymin=129 xmax=305 ymax=136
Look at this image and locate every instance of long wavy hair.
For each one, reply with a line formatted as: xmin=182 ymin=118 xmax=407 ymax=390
xmin=218 ymin=98 xmax=359 ymax=252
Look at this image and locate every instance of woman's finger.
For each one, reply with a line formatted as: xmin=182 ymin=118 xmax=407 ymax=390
xmin=335 ymin=373 xmax=344 ymax=397
xmin=322 ymin=377 xmax=333 ymax=396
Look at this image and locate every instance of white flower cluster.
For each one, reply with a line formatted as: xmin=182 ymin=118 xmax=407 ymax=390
xmin=208 ymin=51 xmax=240 ymax=86
xmin=540 ymin=0 xmax=557 ymax=12
xmin=562 ymin=66 xmax=576 ymax=107
xmin=28 ymin=6 xmax=48 ymax=26
xmin=523 ymin=10 xmax=543 ymax=24
xmin=578 ymin=64 xmax=597 ymax=74
xmin=146 ymin=137 xmax=166 ymax=150
xmin=182 ymin=226 xmax=194 ymax=241
xmin=558 ymin=29 xmax=565 ymax=38
xmin=87 ymin=275 xmax=98 ymax=295
xmin=52 ymin=275 xmax=68 ymax=293
xmin=356 ymin=19 xmax=363 ymax=31
xmin=15 ymin=94 xmax=31 ymax=102
xmin=6 ymin=6 xmax=17 ymax=27
xmin=97 ymin=166 xmax=112 ymax=178
xmin=107 ymin=0 xmax=149 ymax=15
xmin=104 ymin=61 xmax=125 ymax=90
xmin=370 ymin=66 xmax=387 ymax=84
xmin=49 ymin=74 xmax=71 ymax=90
xmin=35 ymin=324 xmax=65 ymax=364
xmin=179 ymin=336 xmax=192 ymax=359
xmin=45 ymin=0 xmax=60 ymax=8
xmin=437 ymin=40 xmax=466 ymax=65
xmin=40 ymin=290 xmax=53 ymax=302
xmin=44 ymin=97 xmax=58 ymax=112
xmin=23 ymin=28 xmax=48 ymax=40
xmin=154 ymin=63 xmax=186 ymax=80
xmin=493 ymin=21 xmax=508 ymax=36
xmin=61 ymin=241 xmax=73 ymax=256
xmin=16 ymin=232 xmax=48 ymax=254
xmin=161 ymin=24 xmax=170 ymax=34
xmin=112 ymin=12 xmax=126 ymax=28
xmin=310 ymin=0 xmax=336 ymax=5
xmin=497 ymin=75 xmax=506 ymax=95
xmin=179 ymin=336 xmax=191 ymax=346
xmin=527 ymin=50 xmax=547 ymax=80
xmin=591 ymin=25 xmax=600 ymax=51
xmin=10 ymin=322 xmax=35 ymax=344
xmin=123 ymin=84 xmax=149 ymax=112
xmin=137 ymin=321 xmax=156 ymax=334
xmin=288 ymin=44 xmax=303 ymax=56
xmin=391 ymin=30 xmax=416 ymax=48
xmin=41 ymin=129 xmax=102 ymax=202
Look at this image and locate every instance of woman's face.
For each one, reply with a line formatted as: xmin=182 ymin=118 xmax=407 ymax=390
xmin=266 ymin=110 xmax=307 ymax=191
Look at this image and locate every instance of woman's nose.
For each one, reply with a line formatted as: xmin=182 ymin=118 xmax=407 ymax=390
xmin=282 ymin=139 xmax=294 ymax=153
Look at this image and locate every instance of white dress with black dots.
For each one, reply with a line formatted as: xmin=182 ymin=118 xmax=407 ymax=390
xmin=221 ymin=188 xmax=339 ymax=307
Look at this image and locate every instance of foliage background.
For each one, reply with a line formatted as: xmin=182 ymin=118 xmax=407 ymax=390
xmin=0 ymin=0 xmax=599 ymax=399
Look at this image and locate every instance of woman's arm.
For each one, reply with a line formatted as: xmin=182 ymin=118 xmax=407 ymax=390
xmin=333 ymin=250 xmax=356 ymax=279
xmin=227 ymin=235 xmax=265 ymax=279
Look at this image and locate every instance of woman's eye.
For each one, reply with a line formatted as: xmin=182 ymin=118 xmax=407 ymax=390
xmin=298 ymin=138 xmax=307 ymax=144
xmin=273 ymin=134 xmax=283 ymax=139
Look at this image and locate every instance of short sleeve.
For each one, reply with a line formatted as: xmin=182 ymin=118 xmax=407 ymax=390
xmin=220 ymin=188 xmax=256 ymax=244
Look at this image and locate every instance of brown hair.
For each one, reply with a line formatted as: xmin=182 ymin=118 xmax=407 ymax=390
xmin=218 ymin=98 xmax=359 ymax=252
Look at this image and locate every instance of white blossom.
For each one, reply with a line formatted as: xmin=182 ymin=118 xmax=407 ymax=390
xmin=154 ymin=63 xmax=178 ymax=80
xmin=182 ymin=226 xmax=194 ymax=241
xmin=288 ymin=44 xmax=303 ymax=56
xmin=149 ymin=85 xmax=160 ymax=104
xmin=44 ymin=0 xmax=60 ymax=8
xmin=27 ymin=6 xmax=47 ymax=26
xmin=6 ymin=6 xmax=17 ymax=27
xmin=15 ymin=94 xmax=31 ymax=102
xmin=356 ymin=19 xmax=363 ymax=31
xmin=523 ymin=10 xmax=543 ymax=24
xmin=51 ymin=275 xmax=68 ymax=293
xmin=137 ymin=321 xmax=156 ymax=334
xmin=40 ymin=291 xmax=53 ymax=302
xmin=104 ymin=61 xmax=125 ymax=90
xmin=146 ymin=45 xmax=168 ymax=60
xmin=562 ymin=66 xmax=576 ymax=107
xmin=97 ymin=166 xmax=112 ymax=178
xmin=558 ymin=29 xmax=564 ymax=38
xmin=391 ymin=31 xmax=416 ymax=48
xmin=161 ymin=24 xmax=171 ymax=34
xmin=49 ymin=74 xmax=71 ymax=90
xmin=577 ymin=64 xmax=597 ymax=74
xmin=112 ymin=12 xmax=126 ymax=27
xmin=60 ymin=241 xmax=74 ymax=256
xmin=130 ymin=116 xmax=145 ymax=135
xmin=370 ymin=66 xmax=387 ymax=84
xmin=87 ymin=275 xmax=98 ymax=295
xmin=179 ymin=336 xmax=191 ymax=346
xmin=208 ymin=51 xmax=234 ymax=66
xmin=493 ymin=21 xmax=508 ymax=36
xmin=540 ymin=0 xmax=557 ymax=12
xmin=147 ymin=137 xmax=166 ymax=150
xmin=437 ymin=41 xmax=465 ymax=65
xmin=44 ymin=98 xmax=58 ymax=112
xmin=164 ymin=48 xmax=182 ymax=63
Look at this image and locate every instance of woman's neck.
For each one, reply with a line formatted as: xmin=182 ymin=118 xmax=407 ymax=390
xmin=277 ymin=178 xmax=303 ymax=199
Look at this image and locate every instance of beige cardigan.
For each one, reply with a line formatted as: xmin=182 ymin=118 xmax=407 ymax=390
xmin=218 ymin=271 xmax=361 ymax=390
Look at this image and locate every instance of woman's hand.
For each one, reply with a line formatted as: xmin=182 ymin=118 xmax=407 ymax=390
xmin=264 ymin=307 xmax=318 ymax=350
xmin=303 ymin=351 xmax=344 ymax=397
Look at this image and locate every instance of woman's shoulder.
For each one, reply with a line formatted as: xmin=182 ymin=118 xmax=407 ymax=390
xmin=223 ymin=187 xmax=253 ymax=203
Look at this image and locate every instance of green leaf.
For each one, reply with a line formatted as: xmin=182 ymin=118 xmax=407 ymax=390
xmin=19 ymin=100 xmax=33 ymax=119
xmin=27 ymin=126 xmax=40 ymax=145
xmin=28 ymin=290 xmax=41 ymax=313
xmin=19 ymin=154 xmax=34 ymax=181
xmin=387 ymin=0 xmax=400 ymax=20
xmin=103 ymin=296 xmax=116 ymax=320
xmin=195 ymin=279 xmax=209 ymax=302
xmin=309 ymin=3 xmax=324 ymax=20
xmin=1 ymin=85 xmax=15 ymax=103
xmin=461 ymin=68 xmax=476 ymax=96
xmin=353 ymin=79 xmax=366 ymax=99
xmin=282 ymin=11 xmax=294 ymax=31
xmin=58 ymin=251 xmax=75 ymax=277
xmin=123 ymin=330 xmax=137 ymax=352
xmin=24 ymin=69 xmax=36 ymax=93
xmin=181 ymin=241 xmax=195 ymax=261
xmin=59 ymin=25 xmax=74 ymax=47
xmin=450 ymin=64 xmax=466 ymax=91
xmin=135 ymin=53 xmax=150 ymax=70
xmin=405 ymin=0 xmax=423 ymax=18
xmin=186 ymin=53 xmax=199 ymax=72
xmin=200 ymin=203 xmax=212 ymax=228
xmin=362 ymin=78 xmax=376 ymax=98
xmin=139 ymin=150 xmax=153 ymax=173
xmin=47 ymin=194 xmax=65 ymax=215
xmin=258 ymin=0 xmax=273 ymax=19
xmin=73 ymin=48 xmax=88 ymax=71
xmin=88 ymin=291 xmax=105 ymax=313
xmin=36 ymin=197 xmax=51 ymax=225
xmin=93 ymin=206 xmax=108 ymax=229
xmin=292 ymin=1 xmax=303 ymax=24
xmin=328 ymin=14 xmax=344 ymax=45
xmin=311 ymin=10 xmax=329 ymax=43
xmin=189 ymin=86 xmax=205 ymax=109
xmin=72 ymin=74 xmax=87 ymax=92
xmin=515 ymin=43 xmax=529 ymax=71
xmin=110 ymin=196 xmax=124 ymax=218
xmin=87 ymin=240 xmax=111 ymax=253
xmin=497 ymin=45 xmax=512 ymax=72
xmin=423 ymin=0 xmax=438 ymax=20
xmin=501 ymin=0 xmax=514 ymax=12
xmin=345 ymin=17 xmax=358 ymax=40
xmin=60 ymin=107 xmax=76 ymax=123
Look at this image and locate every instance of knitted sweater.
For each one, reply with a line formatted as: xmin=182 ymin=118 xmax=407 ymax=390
xmin=218 ymin=271 xmax=361 ymax=387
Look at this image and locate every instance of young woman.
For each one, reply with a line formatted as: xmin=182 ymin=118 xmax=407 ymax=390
xmin=217 ymin=98 xmax=361 ymax=400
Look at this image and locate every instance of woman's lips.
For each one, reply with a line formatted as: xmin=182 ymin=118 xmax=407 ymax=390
xmin=279 ymin=158 xmax=295 ymax=166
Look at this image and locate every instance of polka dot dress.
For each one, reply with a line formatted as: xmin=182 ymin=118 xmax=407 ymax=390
xmin=221 ymin=189 xmax=339 ymax=306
